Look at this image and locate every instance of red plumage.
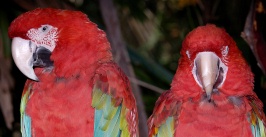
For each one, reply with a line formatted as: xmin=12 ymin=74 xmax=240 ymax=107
xmin=148 ymin=24 xmax=266 ymax=137
xmin=9 ymin=8 xmax=138 ymax=136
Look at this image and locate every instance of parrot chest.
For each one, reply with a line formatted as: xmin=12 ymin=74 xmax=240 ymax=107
xmin=175 ymin=97 xmax=253 ymax=137
xmin=23 ymin=78 xmax=95 ymax=136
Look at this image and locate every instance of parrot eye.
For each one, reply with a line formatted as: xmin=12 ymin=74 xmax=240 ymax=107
xmin=27 ymin=24 xmax=58 ymax=52
xmin=40 ymin=25 xmax=50 ymax=32
xmin=37 ymin=25 xmax=52 ymax=33
xmin=42 ymin=26 xmax=48 ymax=32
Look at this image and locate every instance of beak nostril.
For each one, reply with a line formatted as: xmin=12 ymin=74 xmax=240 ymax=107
xmin=33 ymin=53 xmax=37 ymax=62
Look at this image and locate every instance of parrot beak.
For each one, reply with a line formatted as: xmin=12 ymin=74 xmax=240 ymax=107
xmin=194 ymin=52 xmax=220 ymax=101
xmin=11 ymin=37 xmax=53 ymax=81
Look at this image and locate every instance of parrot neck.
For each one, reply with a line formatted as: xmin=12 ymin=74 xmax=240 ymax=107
xmin=45 ymin=43 xmax=112 ymax=79
xmin=46 ymin=21 xmax=113 ymax=79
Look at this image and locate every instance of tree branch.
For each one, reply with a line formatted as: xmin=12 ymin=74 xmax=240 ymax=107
xmin=99 ymin=0 xmax=148 ymax=136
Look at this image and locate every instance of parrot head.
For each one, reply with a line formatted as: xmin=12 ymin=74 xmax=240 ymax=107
xmin=172 ymin=24 xmax=254 ymax=101
xmin=9 ymin=8 xmax=112 ymax=81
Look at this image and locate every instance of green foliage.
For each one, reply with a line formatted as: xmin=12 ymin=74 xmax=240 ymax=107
xmin=0 ymin=10 xmax=11 ymax=57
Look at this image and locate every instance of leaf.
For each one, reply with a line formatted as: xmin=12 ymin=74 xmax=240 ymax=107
xmin=0 ymin=10 xmax=11 ymax=57
xmin=241 ymin=0 xmax=266 ymax=75
xmin=128 ymin=47 xmax=174 ymax=84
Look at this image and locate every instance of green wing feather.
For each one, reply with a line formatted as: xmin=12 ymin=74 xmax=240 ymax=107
xmin=249 ymin=96 xmax=266 ymax=137
xmin=20 ymin=82 xmax=33 ymax=137
xmin=92 ymin=85 xmax=130 ymax=137
xmin=148 ymin=90 xmax=178 ymax=137
xmin=91 ymin=63 xmax=136 ymax=137
xmin=156 ymin=116 xmax=175 ymax=137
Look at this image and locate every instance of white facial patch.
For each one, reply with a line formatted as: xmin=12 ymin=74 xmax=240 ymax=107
xmin=221 ymin=46 xmax=229 ymax=63
xmin=27 ymin=25 xmax=58 ymax=52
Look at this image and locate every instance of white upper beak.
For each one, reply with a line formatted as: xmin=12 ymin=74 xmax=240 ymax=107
xmin=194 ymin=52 xmax=220 ymax=100
xmin=11 ymin=37 xmax=39 ymax=81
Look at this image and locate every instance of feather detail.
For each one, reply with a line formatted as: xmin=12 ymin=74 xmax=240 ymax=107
xmin=92 ymin=62 xmax=139 ymax=137
xmin=92 ymin=83 xmax=129 ymax=137
xmin=157 ymin=117 xmax=174 ymax=137
xmin=248 ymin=96 xmax=266 ymax=137
xmin=20 ymin=81 xmax=33 ymax=137
xmin=120 ymin=104 xmax=130 ymax=137
xmin=148 ymin=90 xmax=180 ymax=137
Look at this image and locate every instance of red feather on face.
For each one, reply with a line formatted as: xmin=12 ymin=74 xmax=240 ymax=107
xmin=148 ymin=24 xmax=266 ymax=137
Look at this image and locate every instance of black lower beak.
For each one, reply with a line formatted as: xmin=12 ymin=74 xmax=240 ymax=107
xmin=33 ymin=46 xmax=53 ymax=68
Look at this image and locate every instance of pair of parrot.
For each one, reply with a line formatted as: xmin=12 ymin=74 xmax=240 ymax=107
xmin=8 ymin=8 xmax=266 ymax=137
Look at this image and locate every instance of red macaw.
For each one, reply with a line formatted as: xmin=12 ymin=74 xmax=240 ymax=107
xmin=8 ymin=8 xmax=139 ymax=137
xmin=148 ymin=24 xmax=266 ymax=137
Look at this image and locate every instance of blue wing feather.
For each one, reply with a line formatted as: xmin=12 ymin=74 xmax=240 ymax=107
xmin=148 ymin=90 xmax=178 ymax=137
xmin=248 ymin=97 xmax=266 ymax=137
xmin=156 ymin=116 xmax=174 ymax=137
xmin=250 ymin=114 xmax=265 ymax=137
xmin=21 ymin=114 xmax=31 ymax=137
xmin=93 ymin=90 xmax=123 ymax=137
xmin=20 ymin=82 xmax=33 ymax=137
xmin=94 ymin=107 xmax=103 ymax=136
xmin=92 ymin=63 xmax=138 ymax=137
